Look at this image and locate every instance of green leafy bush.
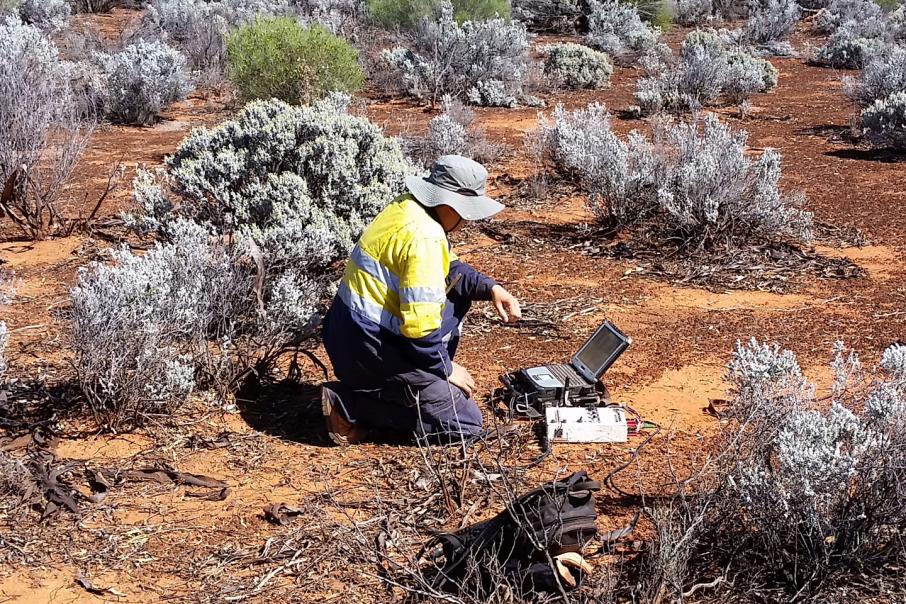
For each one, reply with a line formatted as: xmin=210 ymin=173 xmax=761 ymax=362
xmin=367 ymin=0 xmax=510 ymax=29
xmin=226 ymin=16 xmax=363 ymax=105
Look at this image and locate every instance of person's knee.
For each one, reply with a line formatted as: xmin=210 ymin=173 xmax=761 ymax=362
xmin=455 ymin=397 xmax=484 ymax=436
xmin=416 ymin=381 xmax=484 ymax=438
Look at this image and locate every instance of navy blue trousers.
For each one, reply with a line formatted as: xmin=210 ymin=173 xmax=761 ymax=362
xmin=330 ymin=379 xmax=484 ymax=443
xmin=330 ymin=296 xmax=484 ymax=442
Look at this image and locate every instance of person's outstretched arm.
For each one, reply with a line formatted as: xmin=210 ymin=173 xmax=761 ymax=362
xmin=448 ymin=254 xmax=521 ymax=323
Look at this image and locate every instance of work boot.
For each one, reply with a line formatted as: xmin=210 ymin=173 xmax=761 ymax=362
xmin=321 ymin=384 xmax=367 ymax=446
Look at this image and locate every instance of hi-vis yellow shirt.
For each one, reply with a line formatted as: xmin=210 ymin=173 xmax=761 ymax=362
xmin=337 ymin=194 xmax=454 ymax=339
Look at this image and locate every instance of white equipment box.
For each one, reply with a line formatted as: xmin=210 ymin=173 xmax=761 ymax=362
xmin=545 ymin=406 xmax=628 ymax=443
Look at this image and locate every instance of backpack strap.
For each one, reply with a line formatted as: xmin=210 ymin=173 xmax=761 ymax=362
xmin=418 ymin=533 xmax=467 ymax=564
xmin=418 ymin=515 xmax=510 ymax=585
xmin=599 ymin=510 xmax=641 ymax=543
xmin=570 ymin=479 xmax=601 ymax=492
xmin=563 ymin=471 xmax=601 ymax=493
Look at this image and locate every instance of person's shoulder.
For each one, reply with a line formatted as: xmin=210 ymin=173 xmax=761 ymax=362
xmin=396 ymin=196 xmax=446 ymax=240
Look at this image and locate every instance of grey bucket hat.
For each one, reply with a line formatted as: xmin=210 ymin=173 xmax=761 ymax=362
xmin=405 ymin=155 xmax=504 ymax=221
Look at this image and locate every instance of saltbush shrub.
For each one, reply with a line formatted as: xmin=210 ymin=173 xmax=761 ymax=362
xmin=739 ymin=0 xmax=800 ymax=54
xmin=226 ymin=17 xmax=363 ymax=105
xmin=367 ymin=0 xmax=510 ymax=30
xmin=845 ymin=45 xmax=906 ymax=108
xmin=843 ymin=47 xmax=906 ymax=148
xmin=405 ymin=96 xmax=503 ymax=165
xmin=636 ymin=42 xmax=725 ymax=114
xmin=716 ymin=339 xmax=906 ymax=593
xmin=511 ymin=0 xmax=582 ymax=32
xmin=140 ymin=0 xmax=286 ymax=81
xmin=18 ymin=0 xmax=69 ymax=30
xmin=675 ymin=0 xmax=714 ymax=26
xmin=0 ymin=321 xmax=7 ymax=382
xmin=76 ymin=95 xmax=414 ymax=427
xmin=0 ymin=0 xmax=70 ymax=29
xmin=537 ymin=105 xmax=812 ymax=247
xmin=542 ymin=42 xmax=613 ymax=89
xmin=425 ymin=113 xmax=467 ymax=158
xmin=585 ymin=0 xmax=659 ymax=64
xmin=382 ymin=0 xmax=530 ymax=105
xmin=636 ymin=31 xmax=777 ymax=114
xmin=131 ymin=94 xmax=414 ymax=266
xmin=0 ymin=272 xmax=13 ymax=381
xmin=71 ymin=220 xmax=251 ymax=428
xmin=0 ymin=18 xmax=91 ymax=240
xmin=861 ymin=91 xmax=906 ymax=149
xmin=814 ymin=0 xmax=883 ymax=34
xmin=92 ymin=40 xmax=192 ymax=125
xmin=814 ymin=15 xmax=903 ymax=68
xmin=638 ymin=339 xmax=906 ymax=600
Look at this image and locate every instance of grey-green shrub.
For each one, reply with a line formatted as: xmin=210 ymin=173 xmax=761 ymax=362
xmin=92 ymin=40 xmax=192 ymax=125
xmin=814 ymin=0 xmax=884 ymax=34
xmin=845 ymin=46 xmax=906 ymax=148
xmin=636 ymin=31 xmax=777 ymax=114
xmin=703 ymin=339 xmax=906 ymax=595
xmin=71 ymin=220 xmax=249 ymax=429
xmin=739 ymin=0 xmax=800 ymax=55
xmin=537 ymin=105 xmax=812 ymax=247
xmin=861 ymin=91 xmax=906 ymax=149
xmin=675 ymin=0 xmax=714 ymax=26
xmin=585 ymin=0 xmax=659 ymax=64
xmin=405 ymin=96 xmax=503 ymax=165
xmin=0 ymin=321 xmax=7 ymax=382
xmin=543 ymin=42 xmax=613 ymax=89
xmin=131 ymin=94 xmax=414 ymax=261
xmin=0 ymin=18 xmax=91 ymax=240
xmin=19 ymin=0 xmax=69 ymax=30
xmin=511 ymin=0 xmax=581 ymax=32
xmin=75 ymin=95 xmax=414 ymax=428
xmin=814 ymin=15 xmax=903 ymax=68
xmin=381 ymin=0 xmax=531 ymax=105
xmin=367 ymin=0 xmax=510 ymax=29
xmin=845 ymin=44 xmax=906 ymax=108
xmin=226 ymin=17 xmax=363 ymax=105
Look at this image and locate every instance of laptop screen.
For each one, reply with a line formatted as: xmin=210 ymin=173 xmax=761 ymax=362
xmin=571 ymin=321 xmax=630 ymax=382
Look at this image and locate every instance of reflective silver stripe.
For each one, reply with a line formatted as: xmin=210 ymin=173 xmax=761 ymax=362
xmin=400 ymin=286 xmax=446 ymax=305
xmin=350 ymin=244 xmax=400 ymax=293
xmin=338 ymin=282 xmax=401 ymax=334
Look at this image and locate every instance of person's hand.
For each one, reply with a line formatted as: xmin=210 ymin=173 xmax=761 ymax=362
xmin=491 ymin=285 xmax=522 ymax=324
xmin=449 ymin=362 xmax=476 ymax=397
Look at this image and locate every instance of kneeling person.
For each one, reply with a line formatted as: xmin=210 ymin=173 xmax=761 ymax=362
xmin=321 ymin=155 xmax=521 ymax=444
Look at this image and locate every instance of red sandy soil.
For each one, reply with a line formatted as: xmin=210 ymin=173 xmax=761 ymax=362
xmin=1 ymin=11 xmax=905 ymax=603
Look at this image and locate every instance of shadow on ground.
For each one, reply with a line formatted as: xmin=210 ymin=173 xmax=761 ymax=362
xmin=0 ymin=379 xmax=82 ymax=437
xmin=235 ymin=376 xmax=332 ymax=447
xmin=826 ymin=148 xmax=906 ymax=163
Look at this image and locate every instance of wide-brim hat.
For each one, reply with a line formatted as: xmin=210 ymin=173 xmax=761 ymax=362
xmin=405 ymin=155 xmax=504 ymax=221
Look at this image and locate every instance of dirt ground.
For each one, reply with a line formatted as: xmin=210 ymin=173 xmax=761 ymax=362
xmin=1 ymin=10 xmax=905 ymax=603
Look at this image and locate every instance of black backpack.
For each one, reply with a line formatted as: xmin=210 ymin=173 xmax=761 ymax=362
xmin=419 ymin=471 xmax=601 ymax=596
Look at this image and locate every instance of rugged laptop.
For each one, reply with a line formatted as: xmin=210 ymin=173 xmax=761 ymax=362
xmin=499 ymin=320 xmax=631 ymax=418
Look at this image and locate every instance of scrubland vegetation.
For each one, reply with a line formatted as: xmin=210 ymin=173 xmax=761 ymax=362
xmin=1 ymin=0 xmax=906 ymax=601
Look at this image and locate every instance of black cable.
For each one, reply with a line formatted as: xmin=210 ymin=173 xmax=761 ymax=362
xmin=602 ymin=420 xmax=662 ymax=499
